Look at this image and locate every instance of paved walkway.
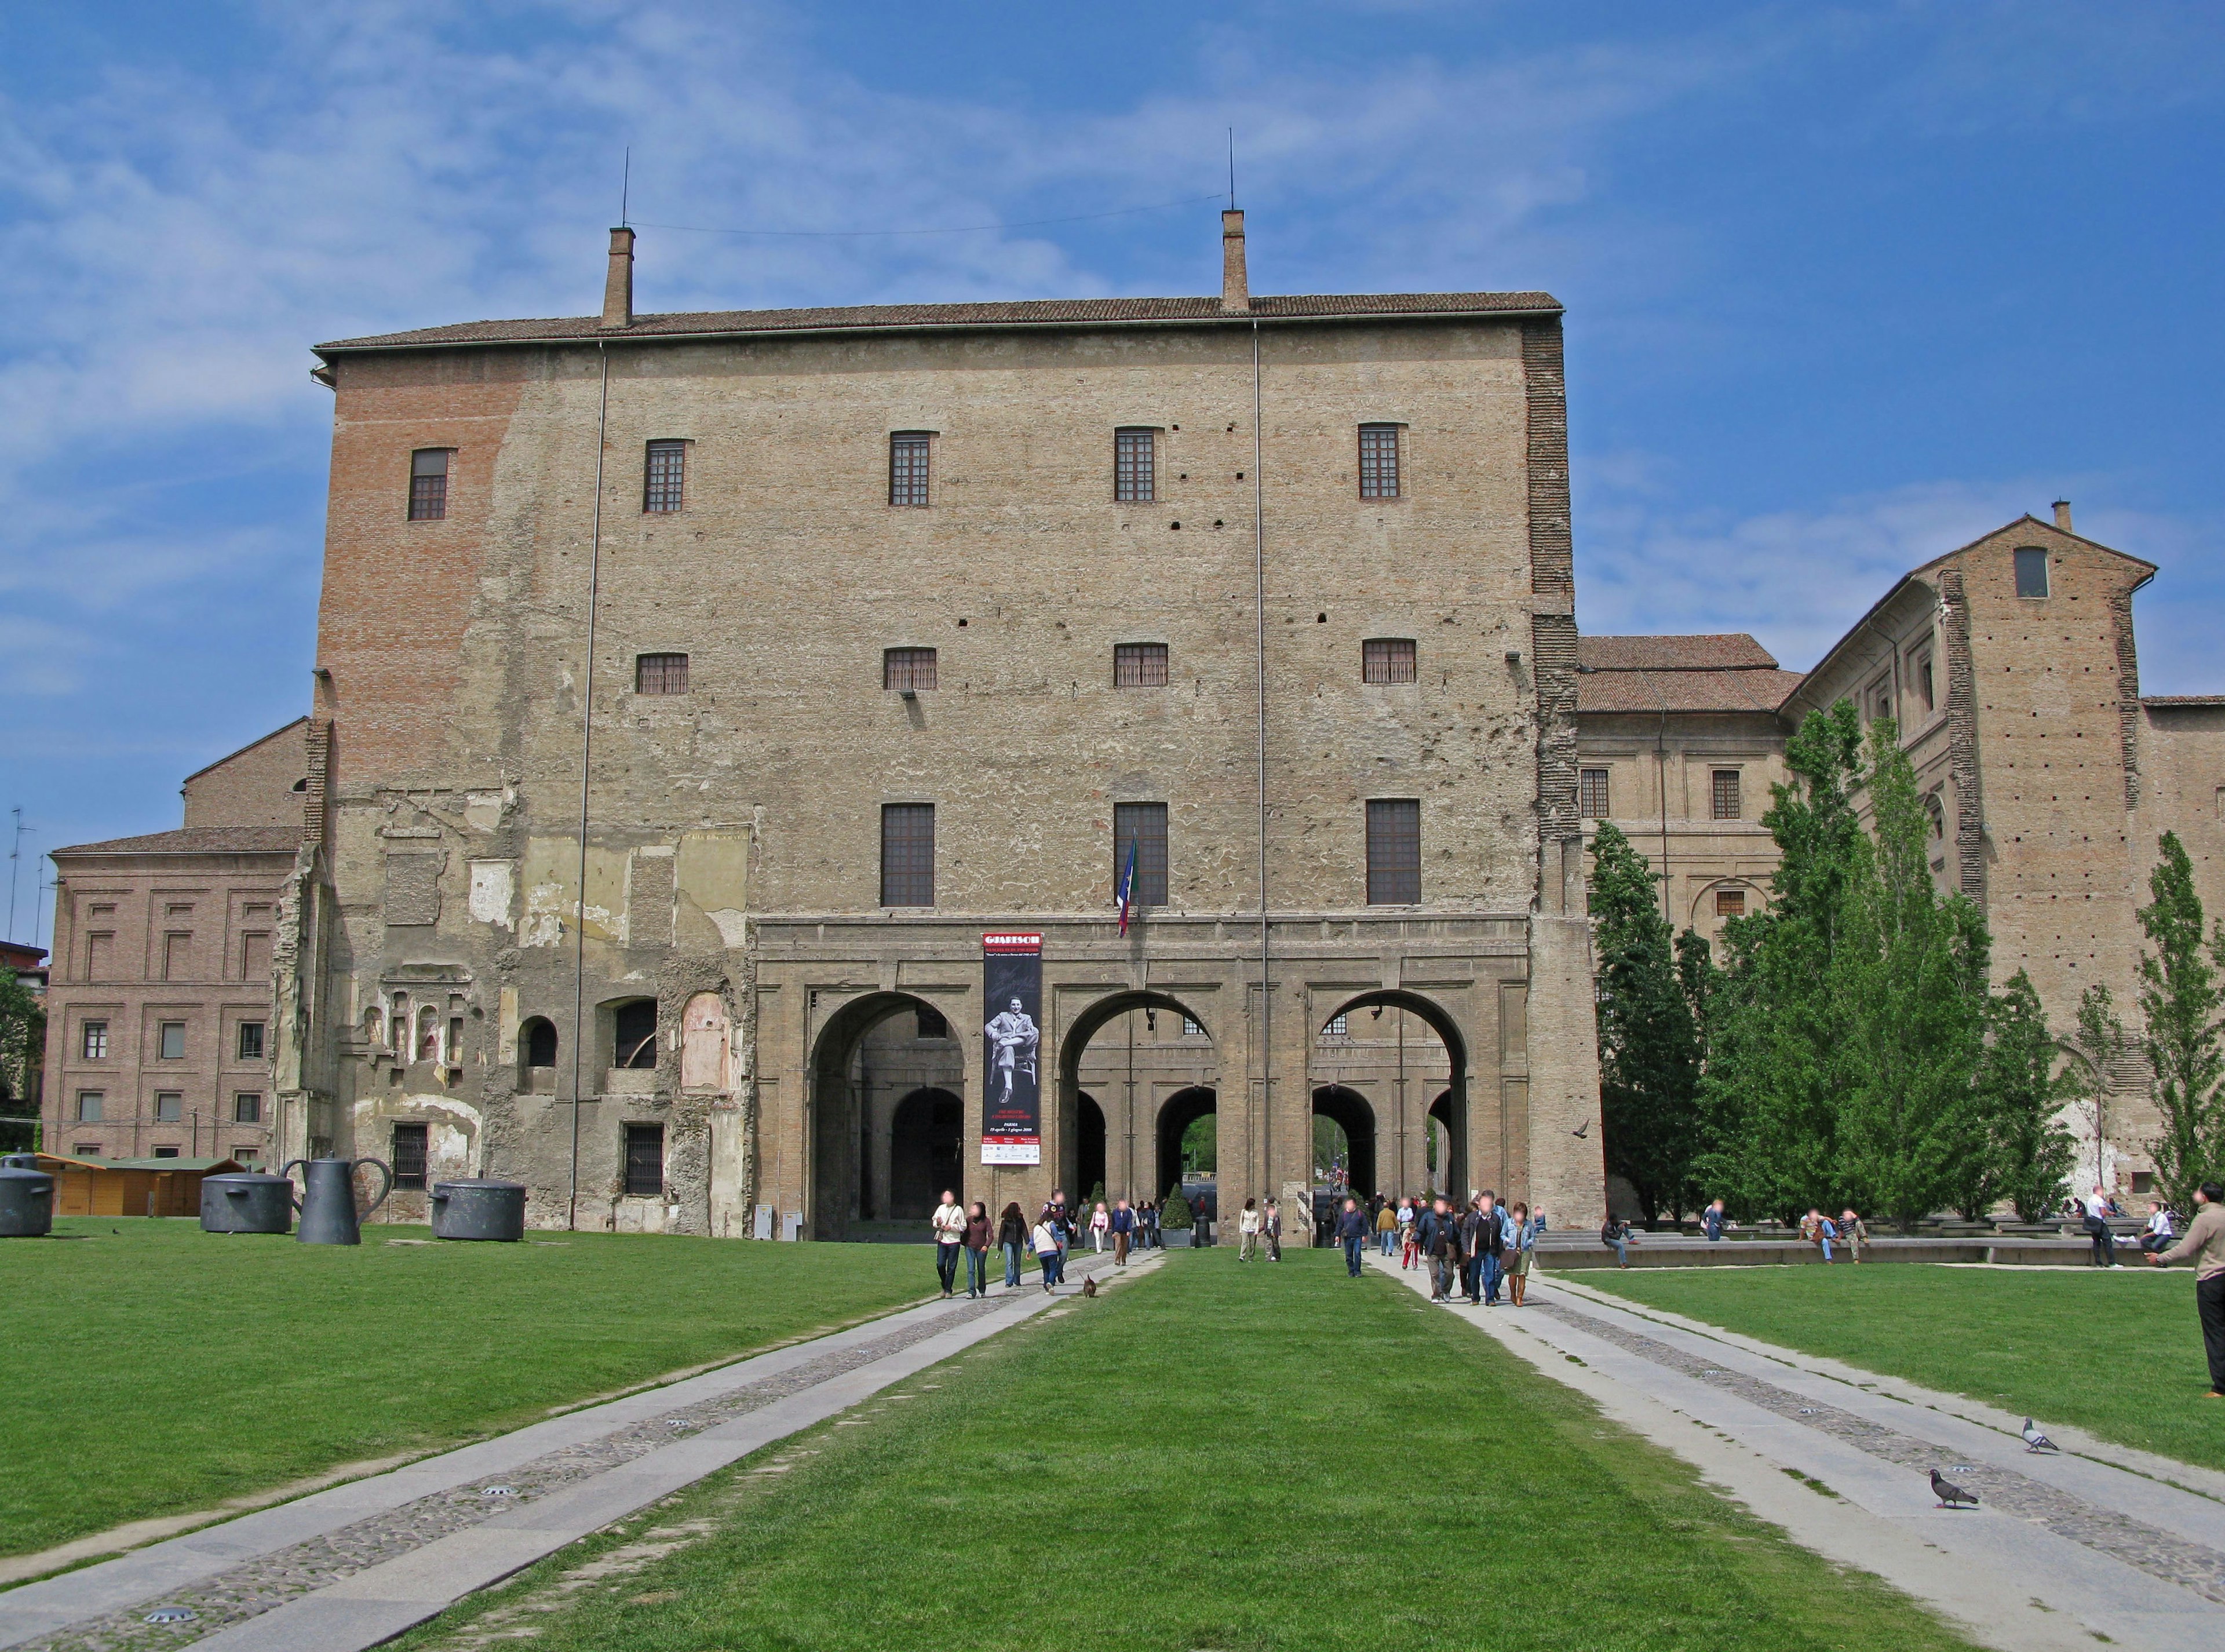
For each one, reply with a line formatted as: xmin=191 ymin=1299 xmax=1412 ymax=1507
xmin=2 ymin=1249 xmax=1154 ymax=1652
xmin=1369 ymin=1251 xmax=2225 ymax=1652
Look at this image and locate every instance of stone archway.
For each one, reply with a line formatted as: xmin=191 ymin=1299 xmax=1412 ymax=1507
xmin=808 ymin=992 xmax=965 ymax=1240
xmin=1319 ymin=990 xmax=1469 ymax=1202
xmin=888 ymin=1087 xmax=964 ymax=1220
xmin=1155 ymin=1085 xmax=1218 ymax=1212
xmin=1056 ymin=988 xmax=1217 ymax=1208
xmin=1311 ymin=1084 xmax=1377 ymax=1201
xmin=1076 ymin=1092 xmax=1108 ymax=1203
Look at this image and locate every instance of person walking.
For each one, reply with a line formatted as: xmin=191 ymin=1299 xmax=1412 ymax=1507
xmin=1089 ymin=1201 xmax=1110 ymax=1253
xmin=2141 ymin=1199 xmax=2176 ymax=1256
xmin=931 ymin=1188 xmax=967 ymax=1297
xmin=997 ymin=1201 xmax=1028 ymax=1289
xmin=1264 ymin=1198 xmax=1284 ymax=1262
xmin=1110 ymin=1198 xmax=1135 ymax=1266
xmin=1030 ymin=1211 xmax=1063 ymax=1292
xmin=962 ymin=1200 xmax=992 ymax=1297
xmin=1335 ymin=1196 xmax=1370 ymax=1277
xmin=1398 ymin=1198 xmax=1418 ymax=1270
xmin=1602 ymin=1213 xmax=1632 ymax=1269
xmin=1456 ymin=1197 xmax=1485 ymax=1305
xmin=1140 ymin=1199 xmax=1159 ymax=1250
xmin=1702 ymin=1198 xmax=1726 ymax=1242
xmin=1506 ymin=1202 xmax=1535 ymax=1306
xmin=1236 ymin=1197 xmax=1261 ymax=1261
xmin=1476 ymin=1192 xmax=1508 ymax=1305
xmin=1374 ymin=1198 xmax=1398 ymax=1257
xmin=2147 ymin=1180 xmax=2225 ymax=1397
xmin=2083 ymin=1187 xmax=2120 ymax=1268
xmin=1427 ymin=1197 xmax=1460 ymax=1303
xmin=1839 ymin=1208 xmax=1868 ymax=1264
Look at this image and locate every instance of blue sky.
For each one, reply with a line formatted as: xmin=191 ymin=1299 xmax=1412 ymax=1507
xmin=2 ymin=0 xmax=2222 ymax=946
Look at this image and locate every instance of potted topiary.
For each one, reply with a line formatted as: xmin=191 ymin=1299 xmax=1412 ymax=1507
xmin=1160 ymin=1186 xmax=1194 ymax=1248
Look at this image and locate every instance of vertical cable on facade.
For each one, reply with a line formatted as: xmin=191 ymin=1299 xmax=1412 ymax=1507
xmin=568 ymin=345 xmax=612 ymax=1231
xmin=1252 ymin=318 xmax=1268 ymax=1199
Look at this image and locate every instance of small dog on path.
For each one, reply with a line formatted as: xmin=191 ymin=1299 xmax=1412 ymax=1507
xmin=1082 ymin=1277 xmax=1099 ymax=1298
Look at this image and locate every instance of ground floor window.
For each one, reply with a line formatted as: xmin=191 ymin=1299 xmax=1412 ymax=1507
xmin=392 ymin=1121 xmax=429 ymax=1190
xmin=623 ymin=1123 xmax=665 ymax=1198
xmin=234 ymin=1092 xmax=262 ymax=1124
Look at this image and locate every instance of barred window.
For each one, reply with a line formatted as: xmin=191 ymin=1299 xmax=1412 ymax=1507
xmin=884 ymin=647 xmax=938 ymax=691
xmin=623 ymin=1123 xmax=665 ymax=1198
xmin=1362 ymin=638 xmax=1416 ymax=684
xmin=408 ymin=449 xmax=450 ymax=521
xmin=234 ymin=1092 xmax=262 ymax=1125
xmin=1580 ymin=768 xmax=1610 ymax=819
xmin=392 ymin=1121 xmax=429 ymax=1190
xmin=1710 ymin=769 xmax=1742 ymax=820
xmin=636 ymin=652 xmax=690 ymax=695
xmin=1322 ymin=1012 xmax=1349 ymax=1040
xmin=916 ymin=1005 xmax=949 ymax=1040
xmin=1115 ymin=428 xmax=1156 ymax=502
xmin=1715 ymin=888 xmax=1746 ymax=919
xmin=1113 ymin=801 xmax=1169 ymax=907
xmin=1114 ymin=642 xmax=1169 ymax=687
xmin=890 ymin=432 xmax=931 ymax=507
xmin=881 ymin=804 xmax=935 ymax=907
xmin=1366 ymin=799 xmax=1421 ymax=905
xmin=82 ymin=1020 xmax=108 ymax=1060
xmin=1359 ymin=424 xmax=1401 ymax=499
xmin=1181 ymin=1015 xmax=1205 ymax=1038
xmin=643 ymin=440 xmax=686 ymax=512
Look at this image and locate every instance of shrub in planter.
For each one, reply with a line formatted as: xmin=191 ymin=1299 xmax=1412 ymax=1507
xmin=1161 ymin=1187 xmax=1193 ymax=1230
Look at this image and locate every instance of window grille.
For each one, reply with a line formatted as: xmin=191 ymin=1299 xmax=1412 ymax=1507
xmin=408 ymin=449 xmax=450 ymax=521
xmin=1715 ymin=888 xmax=1746 ymax=919
xmin=1322 ymin=1012 xmax=1349 ymax=1040
xmin=1580 ymin=768 xmax=1611 ymax=819
xmin=159 ymin=1022 xmax=187 ymax=1060
xmin=1359 ymin=424 xmax=1401 ymax=498
xmin=1366 ymin=799 xmax=1422 ymax=905
xmin=889 ymin=432 xmax=931 ymax=506
xmin=916 ymin=1005 xmax=949 ymax=1040
xmin=154 ymin=1146 xmax=180 ymax=1159
xmin=1115 ymin=428 xmax=1155 ymax=502
xmin=1114 ymin=642 xmax=1169 ymax=687
xmin=81 ymin=1021 xmax=108 ymax=1060
xmin=884 ymin=647 xmax=938 ymax=691
xmin=623 ymin=1123 xmax=665 ymax=1198
xmin=237 ymin=1021 xmax=265 ymax=1062
xmin=2014 ymin=547 xmax=2049 ymax=598
xmin=155 ymin=1093 xmax=183 ymax=1122
xmin=636 ymin=653 xmax=690 ymax=695
xmin=1362 ymin=638 xmax=1417 ymax=684
xmin=234 ymin=1093 xmax=262 ymax=1125
xmin=392 ymin=1122 xmax=429 ymax=1190
xmin=1113 ymin=802 xmax=1169 ymax=907
xmin=1711 ymin=770 xmax=1742 ymax=820
xmin=1181 ymin=1015 xmax=1205 ymax=1038
xmin=75 ymin=1091 xmax=102 ymax=1123
xmin=643 ymin=440 xmax=687 ymax=512
xmin=613 ymin=1000 xmax=658 ymax=1070
xmin=881 ymin=804 xmax=935 ymax=907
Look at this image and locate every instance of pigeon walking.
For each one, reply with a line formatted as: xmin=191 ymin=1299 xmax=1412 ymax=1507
xmin=1931 ymin=1468 xmax=1979 ymax=1509
xmin=2020 ymin=1418 xmax=2059 ymax=1453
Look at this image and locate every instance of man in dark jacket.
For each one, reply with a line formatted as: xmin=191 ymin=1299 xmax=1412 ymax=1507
xmin=1456 ymin=1198 xmax=1486 ymax=1304
xmin=1420 ymin=1197 xmax=1456 ymax=1301
xmin=1334 ymin=1197 xmax=1370 ymax=1277
xmin=1476 ymin=1191 xmax=1507 ymax=1304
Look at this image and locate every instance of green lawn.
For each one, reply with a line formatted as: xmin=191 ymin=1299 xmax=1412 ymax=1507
xmin=1574 ymin=1264 xmax=2223 ymax=1472
xmin=399 ymin=1249 xmax=1983 ymax=1652
xmin=0 ymin=1219 xmax=935 ymax=1559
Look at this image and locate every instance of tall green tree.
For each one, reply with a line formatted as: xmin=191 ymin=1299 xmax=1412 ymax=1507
xmin=2069 ymin=983 xmax=2129 ymax=1198
xmin=2136 ymin=833 xmax=2225 ymax=1208
xmin=0 ymin=969 xmax=43 ymax=1153
xmin=1589 ymin=823 xmax=1703 ymax=1223
xmin=1975 ymin=971 xmax=2077 ymax=1220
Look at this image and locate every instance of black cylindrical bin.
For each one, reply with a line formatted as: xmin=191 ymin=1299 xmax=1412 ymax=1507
xmin=0 ymin=1154 xmax=54 ymax=1238
xmin=430 ymin=1178 xmax=527 ymax=1242
xmin=200 ymin=1172 xmax=296 ymax=1234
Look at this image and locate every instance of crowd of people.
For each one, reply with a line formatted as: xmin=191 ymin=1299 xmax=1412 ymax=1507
xmin=930 ymin=1188 xmax=1169 ymax=1297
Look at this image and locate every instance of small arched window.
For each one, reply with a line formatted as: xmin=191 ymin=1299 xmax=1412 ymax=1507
xmin=613 ymin=1000 xmax=658 ymax=1070
xmin=523 ymin=1018 xmax=558 ymax=1068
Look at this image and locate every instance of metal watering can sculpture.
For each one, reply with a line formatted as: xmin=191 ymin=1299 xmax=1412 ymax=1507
xmin=280 ymin=1157 xmax=393 ymax=1245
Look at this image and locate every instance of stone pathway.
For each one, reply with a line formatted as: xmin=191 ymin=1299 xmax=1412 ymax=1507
xmin=2 ymin=1250 xmax=1150 ymax=1652
xmin=1369 ymin=1252 xmax=2225 ymax=1652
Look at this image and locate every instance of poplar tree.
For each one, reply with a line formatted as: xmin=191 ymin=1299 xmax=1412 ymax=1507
xmin=2136 ymin=833 xmax=2225 ymax=1208
xmin=1589 ymin=823 xmax=1702 ymax=1223
xmin=1975 ymin=971 xmax=2077 ymax=1220
xmin=2070 ymin=983 xmax=2129 ymax=1196
xmin=0 ymin=971 xmax=41 ymax=1152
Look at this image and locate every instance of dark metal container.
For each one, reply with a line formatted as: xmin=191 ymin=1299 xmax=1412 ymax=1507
xmin=200 ymin=1172 xmax=297 ymax=1234
xmin=430 ymin=1178 xmax=527 ymax=1242
xmin=0 ymin=1154 xmax=54 ymax=1238
xmin=286 ymin=1157 xmax=393 ymax=1245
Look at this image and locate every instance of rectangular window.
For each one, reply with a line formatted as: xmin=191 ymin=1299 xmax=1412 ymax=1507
xmin=1322 ymin=1012 xmax=1349 ymax=1041
xmin=237 ymin=1021 xmax=265 ymax=1062
xmin=163 ymin=933 xmax=191 ymax=982
xmin=158 ymin=1022 xmax=187 ymax=1060
xmin=234 ymin=1092 xmax=263 ymax=1125
xmin=233 ymin=1146 xmax=260 ymax=1165
xmin=1710 ymin=770 xmax=1742 ymax=820
xmin=643 ymin=440 xmax=687 ymax=512
xmin=1366 ymin=799 xmax=1422 ymax=905
xmin=623 ymin=1122 xmax=666 ymax=1198
xmin=1112 ymin=802 xmax=1169 ymax=907
xmin=915 ymin=1005 xmax=949 ymax=1040
xmin=1362 ymin=638 xmax=1417 ymax=685
xmin=2014 ymin=546 xmax=2050 ymax=598
xmin=153 ymin=1146 xmax=181 ymax=1159
xmin=408 ymin=448 xmax=450 ymax=521
xmin=2131 ymin=1170 xmax=2154 ymax=1195
xmin=239 ymin=931 xmax=272 ymax=979
xmin=889 ymin=432 xmax=931 ymax=507
xmin=155 ymin=1092 xmax=183 ymax=1123
xmin=1580 ymin=768 xmax=1611 ymax=819
xmin=1358 ymin=424 xmax=1401 ymax=499
xmin=392 ymin=1122 xmax=429 ymax=1190
xmin=1114 ymin=428 xmax=1155 ymax=503
xmin=1114 ymin=642 xmax=1169 ymax=687
xmin=880 ymin=804 xmax=935 ymax=907
xmin=81 ymin=1021 xmax=109 ymax=1060
xmin=635 ymin=652 xmax=690 ymax=695
xmin=75 ymin=1091 xmax=103 ymax=1124
xmin=74 ymin=1143 xmax=103 ymax=1156
xmin=1715 ymin=888 xmax=1746 ymax=919
xmin=1181 ymin=1015 xmax=1205 ymax=1038
xmin=884 ymin=647 xmax=938 ymax=691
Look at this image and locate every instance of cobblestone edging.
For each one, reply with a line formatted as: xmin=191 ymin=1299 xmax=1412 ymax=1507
xmin=1534 ymin=1301 xmax=2225 ymax=1608
xmin=21 ymin=1296 xmax=1013 ymax=1652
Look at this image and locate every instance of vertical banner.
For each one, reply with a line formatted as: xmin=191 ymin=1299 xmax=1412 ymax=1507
xmin=982 ymin=931 xmax=1044 ymax=1165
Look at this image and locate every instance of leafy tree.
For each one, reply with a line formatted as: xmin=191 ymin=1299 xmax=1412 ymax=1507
xmin=2136 ymin=833 xmax=2225 ymax=1209
xmin=1674 ymin=929 xmax=1718 ymax=1066
xmin=1976 ymin=971 xmax=2077 ymax=1220
xmin=1589 ymin=823 xmax=1702 ymax=1223
xmin=0 ymin=969 xmax=43 ymax=1153
xmin=2069 ymin=983 xmax=2129 ymax=1198
xmin=1180 ymin=1113 xmax=1216 ymax=1175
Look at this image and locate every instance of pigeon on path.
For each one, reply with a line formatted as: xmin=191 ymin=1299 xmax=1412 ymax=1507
xmin=2021 ymin=1418 xmax=2059 ymax=1453
xmin=1931 ymin=1468 xmax=1979 ymax=1509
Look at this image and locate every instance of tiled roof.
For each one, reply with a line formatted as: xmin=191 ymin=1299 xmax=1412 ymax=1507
xmin=1577 ymin=634 xmax=1781 ymax=672
xmin=1577 ymin=634 xmax=1801 ymax=715
xmin=317 ymin=290 xmax=1562 ymax=353
xmin=51 ymin=826 xmax=301 ymax=858
xmin=2141 ymin=695 xmax=2225 ymax=708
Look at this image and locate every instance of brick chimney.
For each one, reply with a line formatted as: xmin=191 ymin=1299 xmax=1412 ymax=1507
xmin=600 ymin=227 xmax=635 ymax=330
xmin=2053 ymin=499 xmax=2073 ymax=532
xmin=1220 ymin=209 xmax=1249 ymax=314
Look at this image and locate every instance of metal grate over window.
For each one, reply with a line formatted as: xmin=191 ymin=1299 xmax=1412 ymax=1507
xmin=1114 ymin=642 xmax=1169 ymax=687
xmin=1358 ymin=424 xmax=1400 ymax=499
xmin=1366 ymin=799 xmax=1422 ymax=905
xmin=1113 ymin=801 xmax=1169 ymax=907
xmin=1115 ymin=428 xmax=1155 ymax=502
xmin=889 ymin=432 xmax=931 ymax=506
xmin=1715 ymin=888 xmax=1746 ymax=919
xmin=881 ymin=804 xmax=935 ymax=907
xmin=1711 ymin=769 xmax=1742 ymax=820
xmin=408 ymin=449 xmax=450 ymax=521
xmin=636 ymin=653 xmax=690 ymax=695
xmin=1580 ymin=768 xmax=1611 ymax=819
xmin=884 ymin=647 xmax=938 ymax=691
xmin=392 ymin=1122 xmax=428 ymax=1189
xmin=643 ymin=440 xmax=686 ymax=512
xmin=1362 ymin=638 xmax=1417 ymax=684
xmin=623 ymin=1123 xmax=665 ymax=1198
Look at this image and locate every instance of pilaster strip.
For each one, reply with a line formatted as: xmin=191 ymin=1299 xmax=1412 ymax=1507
xmin=1936 ymin=569 xmax=1986 ymax=903
xmin=2110 ymin=584 xmax=2142 ymax=810
xmin=1522 ymin=319 xmax=1573 ymax=598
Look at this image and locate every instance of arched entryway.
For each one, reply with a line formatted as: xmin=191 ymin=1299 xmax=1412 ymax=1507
xmin=1056 ymin=989 xmax=1217 ymax=1206
xmin=889 ymin=1088 xmax=963 ymax=1220
xmin=808 ymin=992 xmax=966 ymax=1239
xmin=1428 ymin=1091 xmax=1454 ymax=1195
xmin=1077 ymin=1092 xmax=1108 ymax=1204
xmin=1318 ymin=990 xmax=1468 ymax=1204
xmin=1311 ymin=1084 xmax=1377 ymax=1202
xmin=1155 ymin=1085 xmax=1217 ymax=1210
